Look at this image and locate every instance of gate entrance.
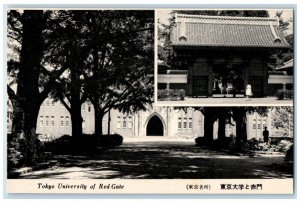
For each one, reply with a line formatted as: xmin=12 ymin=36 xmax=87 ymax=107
xmin=146 ymin=115 xmax=164 ymax=136
xmin=212 ymin=64 xmax=245 ymax=98
xmin=192 ymin=76 xmax=208 ymax=97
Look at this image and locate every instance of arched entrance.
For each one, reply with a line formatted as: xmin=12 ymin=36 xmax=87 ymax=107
xmin=146 ymin=115 xmax=164 ymax=136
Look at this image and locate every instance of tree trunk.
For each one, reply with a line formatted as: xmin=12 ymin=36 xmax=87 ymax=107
xmin=11 ymin=97 xmax=43 ymax=165
xmin=10 ymin=10 xmax=44 ymax=166
xmin=202 ymin=107 xmax=218 ymax=143
xmin=218 ymin=116 xmax=226 ymax=140
xmin=204 ymin=116 xmax=215 ymax=143
xmin=94 ymin=108 xmax=104 ymax=136
xmin=70 ymin=103 xmax=83 ymax=138
xmin=11 ymin=10 xmax=43 ymax=136
xmin=11 ymin=98 xmax=24 ymax=136
xmin=22 ymin=102 xmax=42 ymax=165
xmin=234 ymin=108 xmax=247 ymax=143
xmin=235 ymin=119 xmax=247 ymax=143
xmin=69 ymin=43 xmax=83 ymax=138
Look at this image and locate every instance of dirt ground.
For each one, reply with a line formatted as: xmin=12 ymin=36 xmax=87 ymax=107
xmin=17 ymin=141 xmax=293 ymax=179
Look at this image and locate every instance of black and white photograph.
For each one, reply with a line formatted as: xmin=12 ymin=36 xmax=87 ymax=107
xmin=5 ymin=8 xmax=294 ymax=195
xmin=7 ymin=9 xmax=155 ymax=178
xmin=157 ymin=9 xmax=293 ymax=105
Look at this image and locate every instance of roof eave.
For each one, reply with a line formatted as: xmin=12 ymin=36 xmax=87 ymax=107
xmin=171 ymin=44 xmax=290 ymax=49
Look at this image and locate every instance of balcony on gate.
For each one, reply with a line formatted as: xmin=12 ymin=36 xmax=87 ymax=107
xmin=157 ymin=70 xmax=188 ymax=84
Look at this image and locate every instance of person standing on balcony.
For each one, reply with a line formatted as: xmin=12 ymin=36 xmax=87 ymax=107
xmin=221 ymin=76 xmax=227 ymax=97
xmin=246 ymin=83 xmax=253 ymax=100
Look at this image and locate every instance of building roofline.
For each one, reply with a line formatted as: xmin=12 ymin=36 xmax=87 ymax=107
xmin=176 ymin=13 xmax=278 ymax=22
xmin=172 ymin=44 xmax=290 ymax=49
xmin=175 ymin=13 xmax=279 ymax=26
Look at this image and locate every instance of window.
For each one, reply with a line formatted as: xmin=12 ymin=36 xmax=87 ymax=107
xmin=253 ymin=119 xmax=256 ymax=129
xmin=45 ymin=116 xmax=49 ymax=127
xmin=183 ymin=117 xmax=187 ymax=129
xmin=46 ymin=101 xmax=50 ymax=106
xmin=128 ymin=116 xmax=132 ymax=129
xmin=88 ymin=106 xmax=91 ymax=112
xmin=51 ymin=116 xmax=54 ymax=124
xmin=257 ymin=123 xmax=261 ymax=130
xmin=66 ymin=121 xmax=69 ymax=127
xmin=61 ymin=121 xmax=64 ymax=127
xmin=178 ymin=117 xmax=184 ymax=129
xmin=178 ymin=121 xmax=182 ymax=129
xmin=123 ymin=117 xmax=127 ymax=128
xmin=188 ymin=118 xmax=192 ymax=129
xmin=263 ymin=119 xmax=266 ymax=129
xmin=61 ymin=116 xmax=64 ymax=119
xmin=117 ymin=116 xmax=121 ymax=129
xmin=66 ymin=116 xmax=69 ymax=119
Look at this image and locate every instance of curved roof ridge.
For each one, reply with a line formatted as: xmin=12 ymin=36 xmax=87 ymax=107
xmin=176 ymin=13 xmax=278 ymax=22
xmin=172 ymin=13 xmax=289 ymax=48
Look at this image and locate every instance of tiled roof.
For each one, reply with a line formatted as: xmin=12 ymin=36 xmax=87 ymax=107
xmin=171 ymin=14 xmax=290 ymax=48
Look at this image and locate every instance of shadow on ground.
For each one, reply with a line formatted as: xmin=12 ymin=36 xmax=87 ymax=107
xmin=17 ymin=142 xmax=293 ymax=179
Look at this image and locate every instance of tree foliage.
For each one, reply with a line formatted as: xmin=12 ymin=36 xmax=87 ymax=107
xmin=81 ymin=11 xmax=154 ymax=135
xmin=269 ymin=11 xmax=293 ymax=70
xmin=271 ymin=107 xmax=293 ymax=136
xmin=7 ymin=10 xmax=155 ymax=164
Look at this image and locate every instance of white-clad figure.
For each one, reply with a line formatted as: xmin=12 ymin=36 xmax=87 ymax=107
xmin=218 ymin=80 xmax=223 ymax=94
xmin=246 ymin=84 xmax=253 ymax=101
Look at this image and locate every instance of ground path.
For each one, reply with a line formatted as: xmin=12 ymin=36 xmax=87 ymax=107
xmin=18 ymin=140 xmax=292 ymax=179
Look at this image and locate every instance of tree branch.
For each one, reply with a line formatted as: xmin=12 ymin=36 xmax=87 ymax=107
xmin=58 ymin=94 xmax=71 ymax=112
xmin=39 ymin=66 xmax=68 ymax=101
xmin=7 ymin=85 xmax=17 ymax=101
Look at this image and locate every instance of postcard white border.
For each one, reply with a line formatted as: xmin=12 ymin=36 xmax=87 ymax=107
xmin=2 ymin=3 xmax=297 ymax=199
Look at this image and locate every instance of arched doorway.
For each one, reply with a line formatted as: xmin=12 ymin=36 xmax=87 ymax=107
xmin=146 ymin=115 xmax=164 ymax=136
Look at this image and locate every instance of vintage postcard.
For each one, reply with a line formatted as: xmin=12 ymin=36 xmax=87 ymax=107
xmin=5 ymin=7 xmax=294 ymax=195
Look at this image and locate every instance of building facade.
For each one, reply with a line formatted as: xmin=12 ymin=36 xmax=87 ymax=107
xmin=8 ymin=98 xmax=292 ymax=142
xmin=158 ymin=14 xmax=290 ymax=98
xmin=268 ymin=58 xmax=293 ymax=95
xmin=7 ymin=98 xmax=278 ymax=141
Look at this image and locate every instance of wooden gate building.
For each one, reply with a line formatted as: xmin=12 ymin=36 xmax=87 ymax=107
xmin=169 ymin=13 xmax=290 ymax=97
